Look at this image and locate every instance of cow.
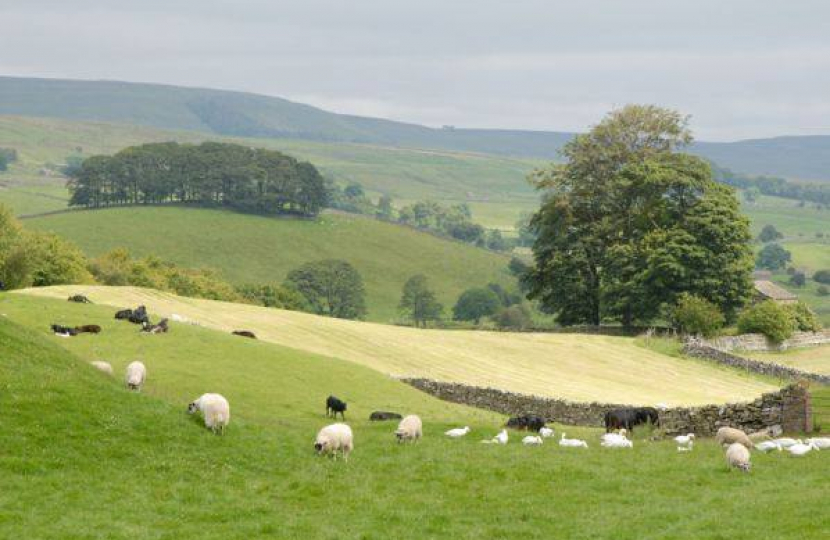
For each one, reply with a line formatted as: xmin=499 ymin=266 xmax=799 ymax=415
xmin=326 ymin=395 xmax=347 ymax=420
xmin=68 ymin=295 xmax=92 ymax=304
xmin=369 ymin=411 xmax=402 ymax=421
xmin=128 ymin=306 xmax=149 ymax=325
xmin=232 ymin=330 xmax=257 ymax=339
xmin=75 ymin=324 xmax=102 ymax=334
xmin=506 ymin=414 xmax=547 ymax=432
xmin=605 ymin=407 xmax=660 ymax=432
xmin=114 ymin=309 xmax=133 ymax=320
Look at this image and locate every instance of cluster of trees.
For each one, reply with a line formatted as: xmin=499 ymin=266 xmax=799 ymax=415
xmin=284 ymin=259 xmax=367 ymax=319
xmin=0 ymin=148 xmax=17 ymax=171
xmin=397 ymin=200 xmax=508 ymax=251
xmin=525 ymin=105 xmax=754 ymax=327
xmin=756 ymin=243 xmax=792 ymax=271
xmin=67 ymin=142 xmax=327 ymax=216
xmin=715 ymin=165 xmax=830 ymax=208
xmin=737 ymin=300 xmax=821 ymax=343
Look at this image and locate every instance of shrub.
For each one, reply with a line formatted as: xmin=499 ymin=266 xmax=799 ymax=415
xmin=757 ymin=224 xmax=783 ymax=243
xmin=785 ymin=301 xmax=822 ymax=332
xmin=755 ymin=243 xmax=791 ymax=271
xmin=789 ymin=271 xmax=806 ymax=287
xmin=495 ymin=304 xmax=533 ymax=330
xmin=236 ymin=284 xmax=308 ymax=311
xmin=671 ymin=293 xmax=725 ymax=337
xmin=818 ymin=285 xmax=829 ymax=297
xmin=813 ymin=269 xmax=830 ymax=285
xmin=737 ymin=301 xmax=795 ymax=343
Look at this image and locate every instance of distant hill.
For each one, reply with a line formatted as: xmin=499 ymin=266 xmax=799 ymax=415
xmin=693 ymin=137 xmax=830 ymax=182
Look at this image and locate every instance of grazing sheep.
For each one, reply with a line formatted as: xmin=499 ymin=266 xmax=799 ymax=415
xmin=68 ymin=295 xmax=92 ymax=304
xmin=232 ymin=330 xmax=257 ymax=339
xmin=75 ymin=324 xmax=102 ymax=334
xmin=445 ymin=426 xmax=470 ymax=438
xmin=748 ymin=428 xmax=773 ymax=442
xmin=522 ymin=435 xmax=543 ymax=446
xmin=716 ymin=427 xmax=753 ymax=449
xmin=725 ymin=442 xmax=751 ymax=473
xmin=326 ymin=395 xmax=347 ymax=420
xmin=395 ymin=415 xmax=423 ymax=443
xmin=90 ymin=361 xmax=113 ymax=375
xmin=314 ymin=423 xmax=354 ymax=460
xmin=369 ymin=411 xmax=402 ymax=421
xmin=187 ymin=393 xmax=231 ymax=435
xmin=125 ymin=361 xmax=146 ymax=391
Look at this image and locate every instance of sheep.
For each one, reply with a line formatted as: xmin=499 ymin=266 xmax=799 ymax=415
xmin=395 ymin=415 xmax=422 ymax=443
xmin=716 ymin=427 xmax=753 ymax=450
xmin=748 ymin=428 xmax=773 ymax=442
xmin=125 ymin=361 xmax=146 ymax=391
xmin=90 ymin=361 xmax=113 ymax=375
xmin=75 ymin=324 xmax=102 ymax=334
xmin=674 ymin=433 xmax=695 ymax=449
xmin=187 ymin=393 xmax=231 ymax=435
xmin=369 ymin=411 xmax=402 ymax=421
xmin=326 ymin=395 xmax=347 ymax=420
xmin=315 ymin=423 xmax=353 ymax=460
xmin=725 ymin=442 xmax=751 ymax=473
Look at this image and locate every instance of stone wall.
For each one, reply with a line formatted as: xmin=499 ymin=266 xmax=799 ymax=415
xmin=682 ymin=341 xmax=830 ymax=385
xmin=401 ymin=378 xmax=812 ymax=435
xmin=706 ymin=330 xmax=830 ymax=352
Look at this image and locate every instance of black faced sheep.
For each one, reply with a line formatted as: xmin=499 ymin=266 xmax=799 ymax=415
xmin=326 ymin=395 xmax=347 ymax=420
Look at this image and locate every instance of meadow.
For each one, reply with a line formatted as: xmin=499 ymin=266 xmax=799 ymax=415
xmin=745 ymin=344 xmax=830 ymax=376
xmin=9 ymin=288 xmax=777 ymax=405
xmin=1 ymin=293 xmax=828 ymax=539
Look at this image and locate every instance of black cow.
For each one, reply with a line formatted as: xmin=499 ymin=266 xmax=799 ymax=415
xmin=51 ymin=324 xmax=77 ymax=336
xmin=506 ymin=414 xmax=546 ymax=432
xmin=369 ymin=411 xmax=402 ymax=421
xmin=67 ymin=295 xmax=92 ymax=304
xmin=326 ymin=395 xmax=347 ymax=420
xmin=114 ymin=309 xmax=133 ymax=320
xmin=605 ymin=407 xmax=660 ymax=432
xmin=635 ymin=407 xmax=660 ymax=427
xmin=232 ymin=330 xmax=257 ymax=339
xmin=128 ymin=306 xmax=149 ymax=325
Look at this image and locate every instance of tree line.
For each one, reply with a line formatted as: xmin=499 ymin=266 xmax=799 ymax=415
xmin=714 ymin=165 xmax=830 ymax=207
xmin=67 ymin=142 xmax=327 ymax=216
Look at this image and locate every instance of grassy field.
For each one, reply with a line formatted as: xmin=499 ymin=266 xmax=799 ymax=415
xmin=745 ymin=345 xmax=830 ymax=376
xmin=22 ymin=207 xmax=512 ymax=322
xmin=1 ymin=293 xmax=829 ymax=539
xmin=9 ymin=287 xmax=778 ymax=406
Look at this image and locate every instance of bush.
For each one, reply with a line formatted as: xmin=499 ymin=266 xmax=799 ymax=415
xmin=789 ymin=271 xmax=806 ymax=287
xmin=785 ymin=301 xmax=822 ymax=332
xmin=671 ymin=293 xmax=725 ymax=337
xmin=755 ymin=243 xmax=791 ymax=271
xmin=452 ymin=287 xmax=501 ymax=324
xmin=495 ymin=304 xmax=533 ymax=330
xmin=737 ymin=301 xmax=795 ymax=343
xmin=818 ymin=285 xmax=829 ymax=297
xmin=236 ymin=284 xmax=308 ymax=311
xmin=813 ymin=269 xmax=830 ymax=285
xmin=757 ymin=224 xmax=783 ymax=243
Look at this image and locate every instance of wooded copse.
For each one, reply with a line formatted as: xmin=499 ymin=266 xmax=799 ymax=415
xmin=66 ymin=142 xmax=327 ymax=216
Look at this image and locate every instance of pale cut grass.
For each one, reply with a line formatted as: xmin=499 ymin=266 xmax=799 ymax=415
xmin=745 ymin=345 xmax=830 ymax=376
xmin=17 ymin=285 xmax=778 ymax=406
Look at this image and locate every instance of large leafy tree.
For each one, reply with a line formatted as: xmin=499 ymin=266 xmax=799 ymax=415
xmin=452 ymin=287 xmax=501 ymax=324
xmin=284 ymin=260 xmax=367 ymax=319
xmin=755 ymin=243 xmax=791 ymax=271
xmin=398 ymin=274 xmax=443 ymax=327
xmin=527 ymin=105 xmax=753 ymax=326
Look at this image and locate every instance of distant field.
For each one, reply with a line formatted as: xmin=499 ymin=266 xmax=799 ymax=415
xmin=742 ymin=194 xmax=830 ymax=237
xmin=13 ymin=286 xmax=778 ymax=405
xmin=746 ymin=345 xmax=830 ymax=376
xmin=23 ymin=207 xmax=513 ymax=322
xmin=0 ymin=182 xmax=69 ymax=215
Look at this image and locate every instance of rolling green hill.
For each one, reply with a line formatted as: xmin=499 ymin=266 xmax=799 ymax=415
xmin=1 ymin=293 xmax=828 ymax=539
xmin=23 ymin=206 xmax=513 ymax=322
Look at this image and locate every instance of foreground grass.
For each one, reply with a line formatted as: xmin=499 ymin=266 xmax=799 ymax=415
xmin=22 ymin=206 xmax=512 ymax=322
xmin=1 ymin=296 xmax=829 ymax=539
xmin=8 ymin=289 xmax=777 ymax=406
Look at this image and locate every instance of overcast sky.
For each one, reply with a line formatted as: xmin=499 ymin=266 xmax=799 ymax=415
xmin=1 ymin=0 xmax=828 ymax=141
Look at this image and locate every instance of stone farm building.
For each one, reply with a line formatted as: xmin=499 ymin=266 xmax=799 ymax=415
xmin=753 ymin=280 xmax=797 ymax=305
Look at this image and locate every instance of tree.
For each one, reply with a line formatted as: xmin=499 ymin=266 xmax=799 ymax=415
xmin=398 ymin=275 xmax=443 ymax=327
xmin=743 ymin=186 xmax=760 ymax=203
xmin=671 ymin=293 xmax=724 ymax=337
xmin=738 ymin=301 xmax=795 ymax=343
xmin=25 ymin=232 xmax=93 ymax=287
xmin=789 ymin=271 xmax=806 ymax=288
xmin=817 ymin=285 xmax=829 ymax=297
xmin=786 ymin=301 xmax=821 ymax=332
xmin=813 ymin=269 xmax=830 ymax=285
xmin=527 ymin=105 xmax=752 ymax=326
xmin=0 ymin=148 xmax=17 ymax=171
xmin=376 ymin=195 xmax=394 ymax=221
xmin=344 ymin=183 xmax=365 ymax=198
xmin=284 ymin=260 xmax=366 ymax=319
xmin=755 ymin=243 xmax=791 ymax=271
xmin=757 ymin=224 xmax=783 ymax=243
xmin=484 ymin=229 xmax=508 ymax=251
xmin=452 ymin=287 xmax=501 ymax=324
xmin=515 ymin=212 xmax=536 ymax=247
xmin=495 ymin=304 xmax=532 ymax=330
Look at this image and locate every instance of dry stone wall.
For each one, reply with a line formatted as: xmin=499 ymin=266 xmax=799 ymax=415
xmin=706 ymin=330 xmax=830 ymax=352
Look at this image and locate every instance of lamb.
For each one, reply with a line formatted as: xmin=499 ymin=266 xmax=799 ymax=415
xmin=90 ymin=361 xmax=113 ymax=375
xmin=326 ymin=395 xmax=347 ymax=420
xmin=725 ymin=442 xmax=751 ymax=473
xmin=314 ymin=423 xmax=354 ymax=460
xmin=68 ymin=294 xmax=92 ymax=304
xmin=125 ymin=361 xmax=146 ymax=391
xmin=187 ymin=393 xmax=231 ymax=435
xmin=716 ymin=427 xmax=753 ymax=450
xmin=75 ymin=324 xmax=102 ymax=334
xmin=395 ymin=415 xmax=423 ymax=443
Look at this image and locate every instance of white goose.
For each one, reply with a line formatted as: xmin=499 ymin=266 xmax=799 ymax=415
xmin=539 ymin=427 xmax=555 ymax=438
xmin=755 ymin=440 xmax=782 ymax=453
xmin=601 ymin=437 xmax=633 ymax=449
xmin=481 ymin=429 xmax=509 ymax=445
xmin=559 ymin=433 xmax=588 ymax=448
xmin=445 ymin=426 xmax=471 ymax=438
xmin=773 ymin=438 xmax=799 ymax=448
xmin=674 ymin=433 xmax=695 ymax=446
xmin=786 ymin=441 xmax=817 ymax=456
xmin=806 ymin=437 xmax=830 ymax=450
xmin=522 ymin=435 xmax=543 ymax=446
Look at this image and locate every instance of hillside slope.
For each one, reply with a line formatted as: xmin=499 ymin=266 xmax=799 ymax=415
xmin=23 ymin=207 xmax=512 ymax=322
xmin=10 ymin=287 xmax=777 ymax=405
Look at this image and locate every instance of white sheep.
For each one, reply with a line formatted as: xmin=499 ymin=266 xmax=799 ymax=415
xmin=187 ymin=393 xmax=231 ymax=435
xmin=314 ymin=423 xmax=354 ymax=460
xmin=90 ymin=361 xmax=113 ymax=375
xmin=395 ymin=415 xmax=423 ymax=443
xmin=716 ymin=427 xmax=753 ymax=449
xmin=124 ymin=361 xmax=146 ymax=391
xmin=725 ymin=442 xmax=751 ymax=473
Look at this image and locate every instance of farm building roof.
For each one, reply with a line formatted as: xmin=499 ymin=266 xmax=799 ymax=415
xmin=753 ymin=280 xmax=797 ymax=302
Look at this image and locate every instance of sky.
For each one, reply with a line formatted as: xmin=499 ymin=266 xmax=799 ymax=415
xmin=0 ymin=0 xmax=828 ymax=141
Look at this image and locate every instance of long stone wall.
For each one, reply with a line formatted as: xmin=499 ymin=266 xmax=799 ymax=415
xmin=706 ymin=330 xmax=830 ymax=352
xmin=401 ymin=378 xmax=812 ymax=435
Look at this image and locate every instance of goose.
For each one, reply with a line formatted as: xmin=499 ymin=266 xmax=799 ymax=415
xmin=773 ymin=438 xmax=799 ymax=448
xmin=445 ymin=426 xmax=471 ymax=438
xmin=522 ymin=435 xmax=543 ymax=446
xmin=601 ymin=437 xmax=633 ymax=448
xmin=674 ymin=433 xmax=695 ymax=446
xmin=806 ymin=437 xmax=830 ymax=450
xmin=755 ymin=441 xmax=782 ymax=453
xmin=787 ymin=441 xmax=817 ymax=456
xmin=481 ymin=429 xmax=509 ymax=444
xmin=539 ymin=427 xmax=555 ymax=438
xmin=677 ymin=446 xmax=693 ymax=452
xmin=559 ymin=433 xmax=588 ymax=448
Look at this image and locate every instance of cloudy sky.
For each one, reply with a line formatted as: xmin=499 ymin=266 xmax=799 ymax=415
xmin=1 ymin=0 xmax=827 ymax=140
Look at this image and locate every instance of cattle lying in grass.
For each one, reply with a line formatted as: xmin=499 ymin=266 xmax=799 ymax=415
xmin=51 ymin=324 xmax=78 ymax=337
xmin=369 ymin=411 xmax=402 ymax=421
xmin=67 ymin=295 xmax=92 ymax=304
xmin=232 ymin=330 xmax=257 ymax=339
xmin=141 ymin=318 xmax=169 ymax=334
xmin=128 ymin=306 xmax=149 ymax=325
xmin=326 ymin=395 xmax=347 ymax=420
xmin=75 ymin=324 xmax=102 ymax=334
xmin=114 ymin=309 xmax=133 ymax=320
xmin=604 ymin=407 xmax=660 ymax=432
xmin=506 ymin=414 xmax=546 ymax=432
